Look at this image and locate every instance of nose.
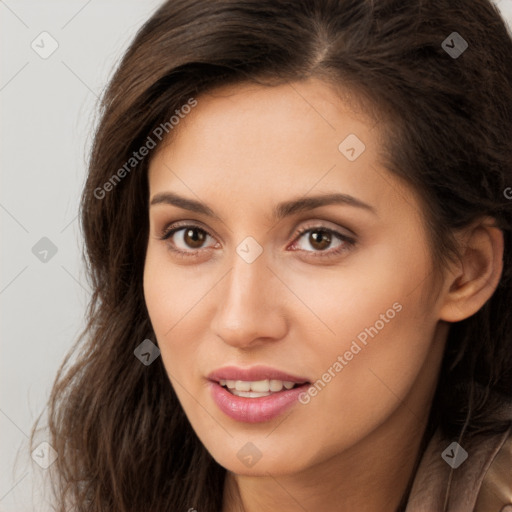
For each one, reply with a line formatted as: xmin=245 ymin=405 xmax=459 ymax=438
xmin=210 ymin=251 xmax=288 ymax=349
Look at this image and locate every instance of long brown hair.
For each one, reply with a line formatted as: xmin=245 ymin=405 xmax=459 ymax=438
xmin=31 ymin=0 xmax=512 ymax=510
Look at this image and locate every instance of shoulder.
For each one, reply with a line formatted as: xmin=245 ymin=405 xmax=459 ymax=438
xmin=405 ymin=426 xmax=512 ymax=512
xmin=474 ymin=428 xmax=512 ymax=512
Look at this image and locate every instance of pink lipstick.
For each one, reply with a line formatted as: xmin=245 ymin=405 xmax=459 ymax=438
xmin=207 ymin=366 xmax=310 ymax=423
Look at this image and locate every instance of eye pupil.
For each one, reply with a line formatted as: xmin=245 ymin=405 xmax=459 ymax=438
xmin=185 ymin=228 xmax=206 ymax=248
xmin=309 ymin=230 xmax=331 ymax=250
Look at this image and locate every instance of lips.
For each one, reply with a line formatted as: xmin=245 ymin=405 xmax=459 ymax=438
xmin=207 ymin=366 xmax=311 ymax=423
xmin=207 ymin=365 xmax=309 ymax=384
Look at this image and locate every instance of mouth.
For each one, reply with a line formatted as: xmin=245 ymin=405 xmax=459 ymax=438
xmin=217 ymin=378 xmax=308 ymax=398
xmin=207 ymin=366 xmax=311 ymax=423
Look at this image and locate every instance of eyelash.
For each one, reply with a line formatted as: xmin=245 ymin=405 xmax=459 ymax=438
xmin=159 ymin=222 xmax=356 ymax=260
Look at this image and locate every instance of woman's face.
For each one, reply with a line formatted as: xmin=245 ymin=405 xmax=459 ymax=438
xmin=143 ymin=79 xmax=449 ymax=476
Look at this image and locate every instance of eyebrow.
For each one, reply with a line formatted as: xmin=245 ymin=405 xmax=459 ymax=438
xmin=150 ymin=191 xmax=377 ymax=220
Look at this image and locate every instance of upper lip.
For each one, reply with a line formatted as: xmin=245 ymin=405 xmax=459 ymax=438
xmin=207 ymin=365 xmax=310 ymax=384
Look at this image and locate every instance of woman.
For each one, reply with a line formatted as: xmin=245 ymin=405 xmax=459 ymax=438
xmin=31 ymin=0 xmax=512 ymax=510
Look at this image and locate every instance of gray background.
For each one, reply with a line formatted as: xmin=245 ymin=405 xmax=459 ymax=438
xmin=1 ymin=1 xmax=511 ymax=510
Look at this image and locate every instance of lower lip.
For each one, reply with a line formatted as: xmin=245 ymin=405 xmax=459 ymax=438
xmin=209 ymin=381 xmax=309 ymax=423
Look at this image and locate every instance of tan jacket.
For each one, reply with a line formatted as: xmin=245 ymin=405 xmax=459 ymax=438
xmin=406 ymin=427 xmax=512 ymax=511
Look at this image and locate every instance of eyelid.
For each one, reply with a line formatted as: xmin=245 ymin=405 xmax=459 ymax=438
xmin=288 ymin=219 xmax=356 ymax=243
xmin=159 ymin=220 xmax=216 ymax=242
xmin=287 ymin=224 xmax=356 ymax=258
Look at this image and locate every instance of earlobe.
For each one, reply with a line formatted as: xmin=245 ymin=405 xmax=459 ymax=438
xmin=439 ymin=219 xmax=504 ymax=323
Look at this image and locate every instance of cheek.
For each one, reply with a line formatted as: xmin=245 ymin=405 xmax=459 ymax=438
xmin=285 ymin=245 xmax=437 ymax=429
xmin=277 ymin=240 xmax=432 ymax=349
xmin=300 ymin=284 xmax=439 ymax=449
xmin=143 ymin=245 xmax=209 ymax=338
xmin=143 ymin=247 xmax=217 ymax=382
xmin=143 ymin=250 xmax=185 ymax=360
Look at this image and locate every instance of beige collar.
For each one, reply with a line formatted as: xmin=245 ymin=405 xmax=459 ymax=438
xmin=405 ymin=427 xmax=511 ymax=512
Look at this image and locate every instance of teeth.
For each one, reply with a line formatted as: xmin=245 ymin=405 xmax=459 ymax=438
xmin=219 ymin=379 xmax=300 ymax=393
xmin=231 ymin=390 xmax=273 ymax=398
xmin=250 ymin=379 xmax=269 ymax=392
xmin=270 ymin=379 xmax=284 ymax=392
xmin=235 ymin=380 xmax=251 ymax=391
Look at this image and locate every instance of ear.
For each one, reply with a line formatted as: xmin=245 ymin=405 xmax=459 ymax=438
xmin=439 ymin=217 xmax=504 ymax=322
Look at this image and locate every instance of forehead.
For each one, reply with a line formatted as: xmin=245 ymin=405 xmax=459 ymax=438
xmin=147 ymin=79 xmax=412 ymax=222
xmin=161 ymin=79 xmax=379 ymax=158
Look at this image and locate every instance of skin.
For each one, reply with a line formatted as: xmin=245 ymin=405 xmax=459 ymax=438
xmin=143 ymin=78 xmax=503 ymax=512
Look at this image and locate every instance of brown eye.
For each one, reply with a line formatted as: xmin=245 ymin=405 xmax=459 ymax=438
xmin=182 ymin=227 xmax=207 ymax=249
xmin=291 ymin=225 xmax=355 ymax=258
xmin=308 ymin=230 xmax=332 ymax=251
xmin=161 ymin=224 xmax=215 ymax=252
